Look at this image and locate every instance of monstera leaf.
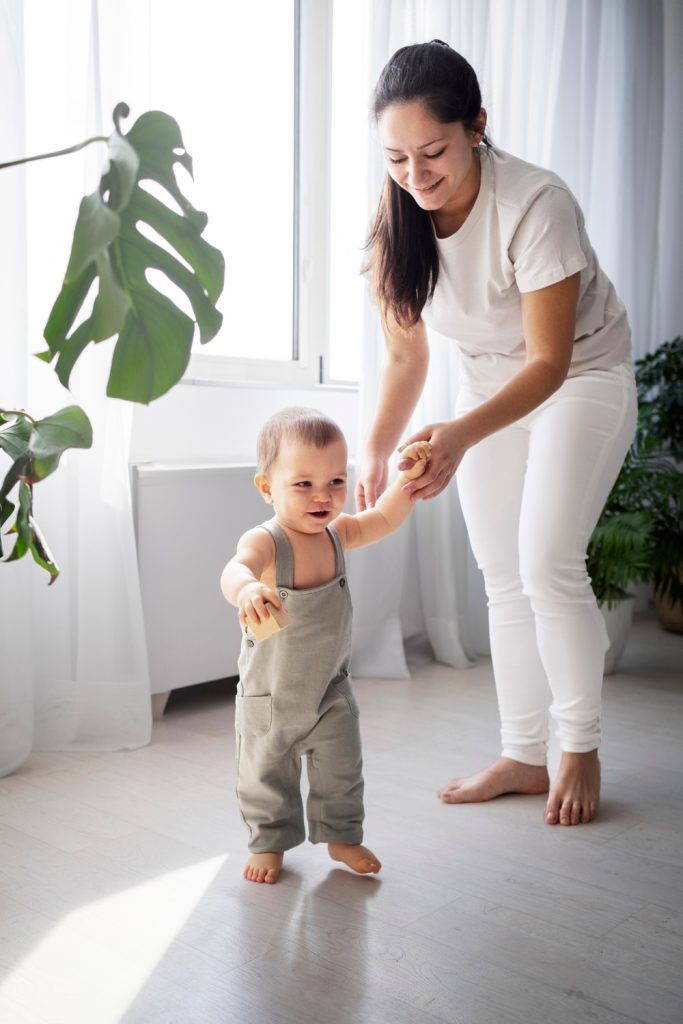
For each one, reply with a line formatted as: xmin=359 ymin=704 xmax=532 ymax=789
xmin=0 ymin=406 xmax=93 ymax=582
xmin=40 ymin=104 xmax=225 ymax=404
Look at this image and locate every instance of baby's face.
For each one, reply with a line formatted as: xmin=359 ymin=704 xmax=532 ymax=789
xmin=263 ymin=437 xmax=348 ymax=534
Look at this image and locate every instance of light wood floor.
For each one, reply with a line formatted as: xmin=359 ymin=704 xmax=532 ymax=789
xmin=0 ymin=613 xmax=681 ymax=1024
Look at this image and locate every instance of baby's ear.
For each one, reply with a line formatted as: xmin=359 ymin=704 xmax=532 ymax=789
xmin=254 ymin=473 xmax=272 ymax=504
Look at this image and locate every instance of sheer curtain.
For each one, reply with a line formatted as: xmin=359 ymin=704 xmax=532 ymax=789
xmin=0 ymin=0 xmax=153 ymax=776
xmin=350 ymin=0 xmax=667 ymax=678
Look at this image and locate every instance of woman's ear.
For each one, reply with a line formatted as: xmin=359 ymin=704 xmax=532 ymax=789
xmin=472 ymin=107 xmax=487 ymax=145
xmin=254 ymin=474 xmax=272 ymax=504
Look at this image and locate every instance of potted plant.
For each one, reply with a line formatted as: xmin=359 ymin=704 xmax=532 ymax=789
xmin=1 ymin=104 xmax=225 ymax=581
xmin=588 ymin=336 xmax=683 ymax=671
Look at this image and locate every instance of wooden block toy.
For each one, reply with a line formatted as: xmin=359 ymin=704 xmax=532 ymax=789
xmin=247 ymin=603 xmax=291 ymax=643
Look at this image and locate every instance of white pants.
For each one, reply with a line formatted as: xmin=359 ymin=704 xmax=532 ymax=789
xmin=456 ymin=362 xmax=637 ymax=765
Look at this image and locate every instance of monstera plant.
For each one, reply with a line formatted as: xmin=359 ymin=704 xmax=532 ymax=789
xmin=0 ymin=103 xmax=225 ymax=582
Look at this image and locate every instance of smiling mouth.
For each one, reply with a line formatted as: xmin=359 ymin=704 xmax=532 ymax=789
xmin=308 ymin=510 xmax=330 ymax=519
xmin=414 ymin=178 xmax=444 ymax=194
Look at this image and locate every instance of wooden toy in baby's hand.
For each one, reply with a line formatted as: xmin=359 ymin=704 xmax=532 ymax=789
xmin=247 ymin=603 xmax=291 ymax=643
xmin=398 ymin=441 xmax=433 ymax=481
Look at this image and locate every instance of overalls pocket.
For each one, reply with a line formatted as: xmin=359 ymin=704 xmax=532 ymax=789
xmin=235 ymin=694 xmax=273 ymax=736
xmin=332 ymin=673 xmax=360 ymax=718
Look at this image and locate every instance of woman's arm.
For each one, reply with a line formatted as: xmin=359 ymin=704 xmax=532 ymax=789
xmin=401 ymin=273 xmax=580 ymax=500
xmin=356 ymin=313 xmax=429 ymax=510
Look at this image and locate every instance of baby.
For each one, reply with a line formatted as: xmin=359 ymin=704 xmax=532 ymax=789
xmin=220 ymin=406 xmax=430 ymax=884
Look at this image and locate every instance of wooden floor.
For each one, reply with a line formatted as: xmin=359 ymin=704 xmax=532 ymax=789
xmin=0 ymin=613 xmax=681 ymax=1024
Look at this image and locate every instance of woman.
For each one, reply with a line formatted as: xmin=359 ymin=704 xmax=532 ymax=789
xmin=357 ymin=40 xmax=637 ymax=826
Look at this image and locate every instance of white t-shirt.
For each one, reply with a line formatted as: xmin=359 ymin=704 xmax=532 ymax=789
xmin=421 ymin=146 xmax=631 ymax=392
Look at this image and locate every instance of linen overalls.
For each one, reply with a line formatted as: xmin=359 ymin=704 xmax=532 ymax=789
xmin=235 ymin=519 xmax=364 ymax=853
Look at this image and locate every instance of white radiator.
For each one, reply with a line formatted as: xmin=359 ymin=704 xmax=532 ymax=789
xmin=132 ymin=463 xmax=265 ymax=695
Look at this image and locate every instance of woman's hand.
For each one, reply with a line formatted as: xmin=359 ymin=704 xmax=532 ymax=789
xmin=355 ymin=453 xmax=389 ymax=510
xmin=398 ymin=421 xmax=469 ymax=500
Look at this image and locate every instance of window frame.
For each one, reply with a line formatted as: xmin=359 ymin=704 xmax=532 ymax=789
xmin=182 ymin=0 xmax=336 ymax=389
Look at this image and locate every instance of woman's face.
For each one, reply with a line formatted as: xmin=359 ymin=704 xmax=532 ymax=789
xmin=378 ymin=100 xmax=481 ymax=214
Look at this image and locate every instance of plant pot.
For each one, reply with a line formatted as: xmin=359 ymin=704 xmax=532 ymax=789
xmin=600 ymin=596 xmax=636 ymax=675
xmin=654 ymin=589 xmax=683 ymax=634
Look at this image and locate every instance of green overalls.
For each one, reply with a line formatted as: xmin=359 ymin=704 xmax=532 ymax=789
xmin=235 ymin=519 xmax=364 ymax=853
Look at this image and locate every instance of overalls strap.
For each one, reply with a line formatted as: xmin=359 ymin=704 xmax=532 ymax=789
xmin=259 ymin=519 xmax=346 ymax=588
xmin=259 ymin=520 xmax=295 ymax=590
xmin=326 ymin=524 xmax=346 ymax=577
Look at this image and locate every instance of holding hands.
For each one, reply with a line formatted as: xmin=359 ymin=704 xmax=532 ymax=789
xmin=398 ymin=421 xmax=469 ymax=500
xmin=357 ymin=420 xmax=468 ymax=510
xmin=399 ymin=440 xmax=433 ymax=480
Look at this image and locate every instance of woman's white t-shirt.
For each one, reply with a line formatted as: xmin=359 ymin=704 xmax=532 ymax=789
xmin=421 ymin=146 xmax=631 ymax=392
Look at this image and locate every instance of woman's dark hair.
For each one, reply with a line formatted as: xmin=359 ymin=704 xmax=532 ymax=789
xmin=365 ymin=40 xmax=488 ymax=328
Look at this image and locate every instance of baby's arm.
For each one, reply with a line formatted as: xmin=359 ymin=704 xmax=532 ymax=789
xmin=220 ymin=528 xmax=283 ymax=630
xmin=335 ymin=442 xmax=431 ymax=550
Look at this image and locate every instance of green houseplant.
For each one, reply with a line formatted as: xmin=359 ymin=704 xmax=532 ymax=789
xmin=0 ymin=104 xmax=225 ymax=581
xmin=588 ymin=336 xmax=683 ymax=645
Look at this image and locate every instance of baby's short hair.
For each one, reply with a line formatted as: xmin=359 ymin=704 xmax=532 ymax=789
xmin=256 ymin=407 xmax=346 ymax=475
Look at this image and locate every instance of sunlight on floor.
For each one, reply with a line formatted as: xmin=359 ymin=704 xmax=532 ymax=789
xmin=0 ymin=854 xmax=228 ymax=1024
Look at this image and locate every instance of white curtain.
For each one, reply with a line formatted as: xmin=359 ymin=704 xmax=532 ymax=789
xmin=350 ymin=0 xmax=669 ymax=678
xmin=0 ymin=0 xmax=153 ymax=775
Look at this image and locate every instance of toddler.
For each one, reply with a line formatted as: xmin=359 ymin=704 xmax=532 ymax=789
xmin=220 ymin=406 xmax=429 ymax=884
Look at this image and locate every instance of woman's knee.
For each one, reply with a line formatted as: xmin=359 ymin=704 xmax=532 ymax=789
xmin=519 ymin=551 xmax=590 ymax=603
xmin=477 ymin=561 xmax=524 ymax=605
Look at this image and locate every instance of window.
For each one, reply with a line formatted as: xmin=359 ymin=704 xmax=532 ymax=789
xmin=149 ymin=0 xmax=296 ymax=379
xmin=149 ymin=0 xmax=369 ymax=388
xmin=327 ymin=0 xmax=369 ymax=385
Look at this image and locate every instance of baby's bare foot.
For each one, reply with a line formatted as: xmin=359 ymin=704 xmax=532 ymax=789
xmin=545 ymin=750 xmax=600 ymax=826
xmin=438 ymin=756 xmax=550 ymax=804
xmin=244 ymin=851 xmax=283 ymax=884
xmin=328 ymin=842 xmax=381 ymax=874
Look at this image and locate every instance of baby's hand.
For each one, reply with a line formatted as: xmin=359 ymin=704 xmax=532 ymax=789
xmin=399 ymin=441 xmax=432 ymax=481
xmin=238 ymin=582 xmax=282 ymax=630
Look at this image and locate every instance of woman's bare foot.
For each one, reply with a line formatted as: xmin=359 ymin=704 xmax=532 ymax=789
xmin=328 ymin=842 xmax=381 ymax=874
xmin=244 ymin=851 xmax=283 ymax=884
xmin=438 ymin=756 xmax=550 ymax=804
xmin=545 ymin=750 xmax=600 ymax=825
